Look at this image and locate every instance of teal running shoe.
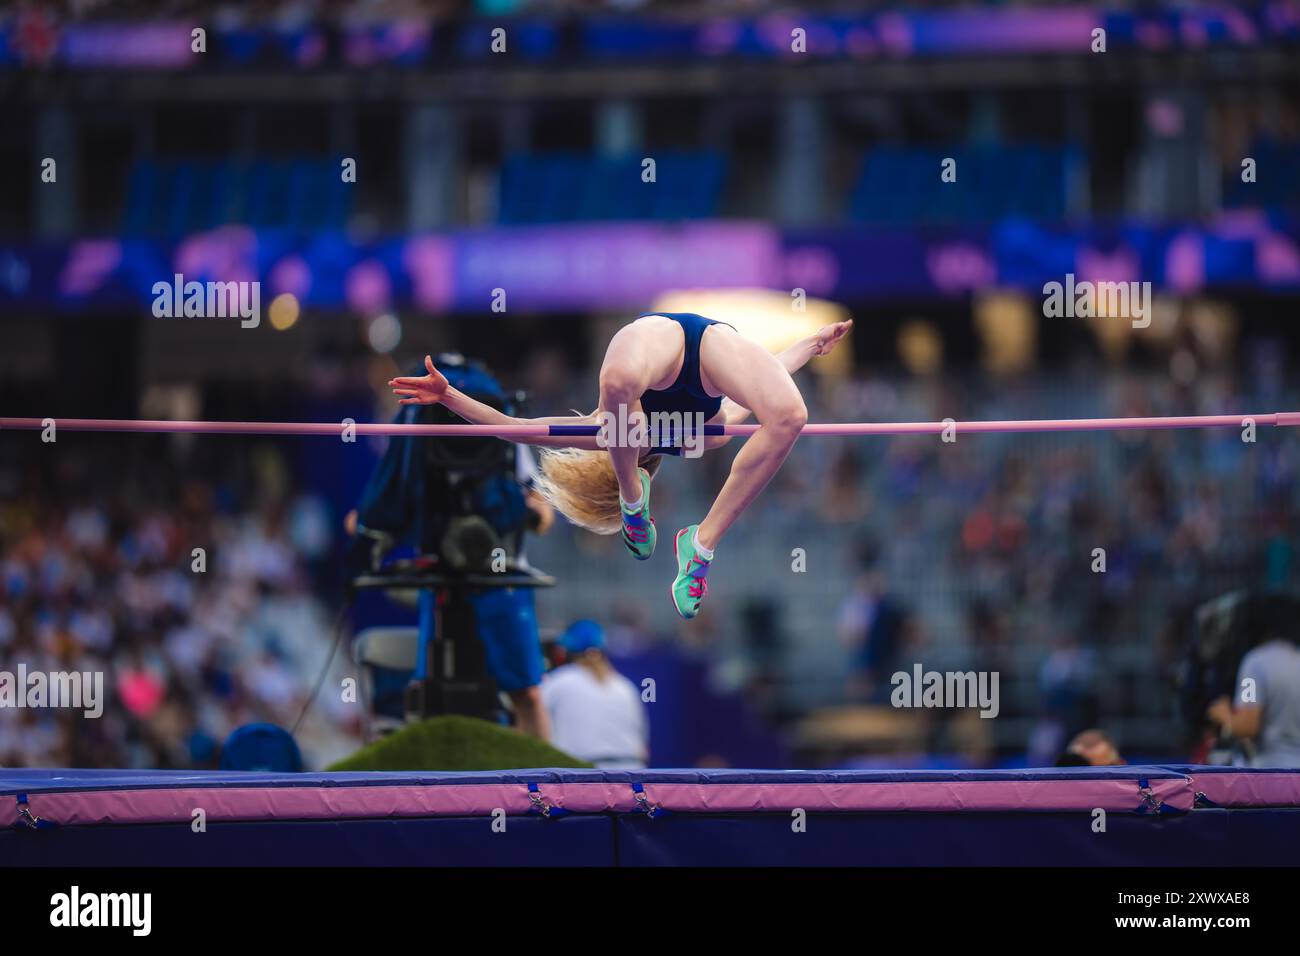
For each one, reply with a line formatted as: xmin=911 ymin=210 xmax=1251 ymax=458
xmin=620 ymin=467 xmax=657 ymax=560
xmin=670 ymin=524 xmax=712 ymax=619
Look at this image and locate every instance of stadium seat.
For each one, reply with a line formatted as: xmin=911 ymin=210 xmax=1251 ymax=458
xmin=497 ymin=151 xmax=726 ymax=223
xmin=120 ymin=157 xmax=351 ymax=235
xmin=1224 ymin=139 xmax=1300 ymax=209
xmin=849 ymin=145 xmax=1075 ymax=225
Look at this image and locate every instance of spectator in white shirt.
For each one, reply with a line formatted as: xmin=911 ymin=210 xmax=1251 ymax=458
xmin=1208 ymin=639 xmax=1300 ymax=768
xmin=540 ymin=620 xmax=648 ymax=769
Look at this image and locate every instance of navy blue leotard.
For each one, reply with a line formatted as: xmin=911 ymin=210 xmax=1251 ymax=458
xmin=637 ymin=312 xmax=732 ymax=457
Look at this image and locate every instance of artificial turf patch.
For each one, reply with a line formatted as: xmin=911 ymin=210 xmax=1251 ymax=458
xmin=327 ymin=714 xmax=592 ymax=772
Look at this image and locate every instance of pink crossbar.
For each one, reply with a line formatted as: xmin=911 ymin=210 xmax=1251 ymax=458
xmin=1 ymin=412 xmax=1298 ymax=439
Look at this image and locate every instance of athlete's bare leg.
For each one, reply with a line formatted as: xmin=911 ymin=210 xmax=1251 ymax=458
xmin=596 ymin=316 xmax=686 ymax=502
xmin=693 ymin=326 xmax=808 ymax=551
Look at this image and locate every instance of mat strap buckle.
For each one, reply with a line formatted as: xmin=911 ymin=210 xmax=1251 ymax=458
xmin=1135 ymin=778 xmax=1166 ymax=814
xmin=14 ymin=794 xmax=54 ymax=830
xmin=526 ymin=782 xmax=569 ymax=819
xmin=631 ymin=783 xmax=668 ymax=819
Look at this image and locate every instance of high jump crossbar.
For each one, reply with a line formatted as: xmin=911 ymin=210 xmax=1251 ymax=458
xmin=1 ymin=413 xmax=1299 ymax=438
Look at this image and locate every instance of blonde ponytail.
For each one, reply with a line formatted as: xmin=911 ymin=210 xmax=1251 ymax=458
xmin=533 ymin=448 xmax=662 ymax=535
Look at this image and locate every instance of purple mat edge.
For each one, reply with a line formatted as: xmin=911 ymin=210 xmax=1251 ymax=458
xmin=4 ymin=766 xmax=1299 ymax=826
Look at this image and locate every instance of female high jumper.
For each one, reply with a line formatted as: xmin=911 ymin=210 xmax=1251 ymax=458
xmin=390 ymin=312 xmax=852 ymax=619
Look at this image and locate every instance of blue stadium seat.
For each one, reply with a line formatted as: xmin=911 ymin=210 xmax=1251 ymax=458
xmin=1224 ymin=139 xmax=1300 ymax=209
xmin=120 ymin=157 xmax=350 ymax=235
xmin=849 ymin=145 xmax=1075 ymax=225
xmin=496 ymin=151 xmax=727 ymax=223
xmin=123 ymin=159 xmax=162 ymax=235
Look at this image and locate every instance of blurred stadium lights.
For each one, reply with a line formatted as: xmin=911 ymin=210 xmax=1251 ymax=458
xmin=650 ymin=289 xmax=852 ymax=377
xmin=366 ymin=313 xmax=403 ymax=354
xmin=897 ymin=320 xmax=944 ymax=377
xmin=1187 ymin=300 xmax=1240 ymax=363
xmin=1080 ymin=297 xmax=1240 ymax=366
xmin=268 ymin=292 xmax=301 ymax=331
xmin=139 ymin=383 xmax=202 ymax=425
xmin=974 ymin=291 xmax=1037 ymax=376
xmin=1086 ymin=308 xmax=1141 ymax=363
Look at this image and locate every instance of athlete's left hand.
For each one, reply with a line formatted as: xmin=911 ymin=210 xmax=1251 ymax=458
xmin=812 ymin=319 xmax=853 ymax=355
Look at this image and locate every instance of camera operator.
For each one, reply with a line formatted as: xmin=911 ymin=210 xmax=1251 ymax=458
xmin=345 ymin=354 xmax=555 ymax=741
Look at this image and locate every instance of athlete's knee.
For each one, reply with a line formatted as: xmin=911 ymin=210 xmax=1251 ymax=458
xmin=765 ymin=396 xmax=807 ymax=438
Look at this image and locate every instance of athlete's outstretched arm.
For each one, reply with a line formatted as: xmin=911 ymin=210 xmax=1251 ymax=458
xmin=389 ymin=356 xmax=604 ymax=450
xmin=708 ymin=320 xmax=852 ymax=444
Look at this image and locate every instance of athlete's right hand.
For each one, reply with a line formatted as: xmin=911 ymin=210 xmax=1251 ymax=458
xmin=389 ymin=355 xmax=449 ymax=405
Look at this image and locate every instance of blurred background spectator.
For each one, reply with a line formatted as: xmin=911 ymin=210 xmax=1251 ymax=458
xmin=1054 ymin=728 xmax=1126 ymax=767
xmin=541 ymin=619 xmax=648 ymax=769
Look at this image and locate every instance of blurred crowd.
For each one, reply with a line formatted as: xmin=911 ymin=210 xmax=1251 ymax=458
xmin=0 ymin=439 xmax=359 ymax=769
xmin=3 ymin=352 xmax=1297 ymax=769
xmin=847 ymin=364 xmax=1295 ymax=764
xmin=526 ymin=346 xmax=1300 ymax=762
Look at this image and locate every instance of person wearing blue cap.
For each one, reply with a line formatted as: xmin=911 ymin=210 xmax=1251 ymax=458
xmin=540 ymin=620 xmax=648 ymax=769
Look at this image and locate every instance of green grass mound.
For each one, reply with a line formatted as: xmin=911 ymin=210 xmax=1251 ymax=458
xmin=328 ymin=715 xmax=592 ymax=772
